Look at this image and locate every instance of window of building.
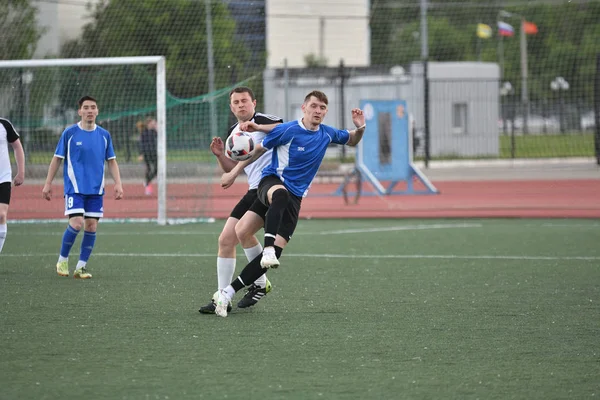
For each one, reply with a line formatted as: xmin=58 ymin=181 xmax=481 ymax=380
xmin=452 ymin=103 xmax=468 ymax=135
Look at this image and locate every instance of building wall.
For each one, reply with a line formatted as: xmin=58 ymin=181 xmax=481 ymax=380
xmin=266 ymin=0 xmax=370 ymax=68
xmin=34 ymin=0 xmax=97 ymax=58
xmin=264 ymin=62 xmax=500 ymax=157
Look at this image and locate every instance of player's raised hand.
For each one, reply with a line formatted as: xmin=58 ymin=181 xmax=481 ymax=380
xmin=220 ymin=171 xmax=236 ymax=189
xmin=238 ymin=121 xmax=259 ymax=132
xmin=210 ymin=137 xmax=224 ymax=157
xmin=351 ymin=108 xmax=365 ymax=128
xmin=114 ymin=183 xmax=124 ymax=200
xmin=42 ymin=183 xmax=52 ymax=201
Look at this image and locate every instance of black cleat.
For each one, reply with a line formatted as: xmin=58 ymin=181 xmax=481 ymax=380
xmin=199 ymin=299 xmax=232 ymax=314
xmin=237 ymin=279 xmax=272 ymax=309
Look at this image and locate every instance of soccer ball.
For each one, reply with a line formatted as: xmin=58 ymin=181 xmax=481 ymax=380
xmin=226 ymin=131 xmax=254 ymax=161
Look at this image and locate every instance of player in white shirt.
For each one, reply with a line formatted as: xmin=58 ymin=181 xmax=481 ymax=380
xmin=199 ymin=87 xmax=283 ymax=314
xmin=0 ymin=118 xmax=25 ymax=253
xmin=42 ymin=96 xmax=124 ymax=279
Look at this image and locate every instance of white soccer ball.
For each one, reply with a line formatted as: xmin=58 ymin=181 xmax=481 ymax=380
xmin=225 ymin=131 xmax=254 ymax=161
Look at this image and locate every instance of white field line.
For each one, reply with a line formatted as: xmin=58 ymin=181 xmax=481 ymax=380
xmin=316 ymin=223 xmax=482 ymax=234
xmin=10 ymin=223 xmax=482 ymax=236
xmin=4 ymin=253 xmax=600 ymax=261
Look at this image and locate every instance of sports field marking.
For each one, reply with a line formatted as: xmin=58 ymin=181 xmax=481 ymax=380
xmin=5 ymin=252 xmax=599 ymax=261
xmin=9 ymin=223 xmax=481 ymax=236
xmin=316 ymin=223 xmax=482 ymax=234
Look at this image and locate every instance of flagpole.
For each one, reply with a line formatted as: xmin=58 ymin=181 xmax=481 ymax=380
xmin=498 ymin=35 xmax=504 ymax=78
xmin=520 ymin=17 xmax=529 ymax=135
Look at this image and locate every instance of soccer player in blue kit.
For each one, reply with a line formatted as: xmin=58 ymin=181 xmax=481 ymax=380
xmin=42 ymin=96 xmax=124 ymax=279
xmin=214 ymin=90 xmax=366 ymax=317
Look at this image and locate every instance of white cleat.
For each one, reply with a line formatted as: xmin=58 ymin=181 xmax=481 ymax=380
xmin=260 ymin=246 xmax=280 ymax=269
xmin=215 ymin=290 xmax=231 ymax=317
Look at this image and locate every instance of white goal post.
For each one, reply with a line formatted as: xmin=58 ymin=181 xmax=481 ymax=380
xmin=0 ymin=56 xmax=169 ymax=225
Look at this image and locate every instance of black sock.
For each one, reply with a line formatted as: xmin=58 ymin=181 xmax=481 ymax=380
xmin=264 ymin=189 xmax=288 ymax=248
xmin=232 ymin=246 xmax=284 ymax=291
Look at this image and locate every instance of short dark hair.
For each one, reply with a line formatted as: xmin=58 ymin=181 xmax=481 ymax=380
xmin=304 ymin=90 xmax=328 ymax=105
xmin=78 ymin=95 xmax=97 ymax=108
xmin=229 ymin=86 xmax=255 ymax=101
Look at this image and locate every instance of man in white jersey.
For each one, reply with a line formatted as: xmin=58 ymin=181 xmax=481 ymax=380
xmin=199 ymin=86 xmax=283 ymax=314
xmin=213 ymin=90 xmax=366 ymax=317
xmin=42 ymin=96 xmax=124 ymax=279
xmin=0 ymin=118 xmax=25 ymax=253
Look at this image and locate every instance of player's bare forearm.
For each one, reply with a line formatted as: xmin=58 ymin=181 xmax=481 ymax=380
xmin=347 ymin=125 xmax=366 ymax=147
xmin=44 ymin=157 xmax=62 ymax=184
xmin=107 ymin=159 xmax=122 ymax=185
xmin=256 ymin=123 xmax=280 ymax=133
xmin=42 ymin=157 xmax=62 ymax=200
xmin=216 ymin=154 xmax=237 ymax=173
xmin=10 ymin=139 xmax=25 ymax=183
xmin=232 ymin=144 xmax=267 ymax=176
xmin=346 ymin=108 xmax=366 ymax=146
xmin=108 ymin=159 xmax=124 ymax=199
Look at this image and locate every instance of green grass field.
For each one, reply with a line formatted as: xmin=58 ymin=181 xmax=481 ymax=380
xmin=1 ymin=219 xmax=599 ymax=399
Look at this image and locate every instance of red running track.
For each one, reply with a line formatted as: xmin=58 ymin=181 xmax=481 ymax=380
xmin=9 ymin=179 xmax=600 ymax=220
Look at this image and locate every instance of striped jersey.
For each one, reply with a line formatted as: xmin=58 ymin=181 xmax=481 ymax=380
xmin=228 ymin=112 xmax=283 ymax=189
xmin=54 ymin=122 xmax=116 ymax=195
xmin=0 ymin=118 xmax=20 ymax=184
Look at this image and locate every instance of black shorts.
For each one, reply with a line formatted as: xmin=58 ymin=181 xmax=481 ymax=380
xmin=229 ymin=189 xmax=269 ymax=220
xmin=258 ymin=175 xmax=302 ymax=242
xmin=0 ymin=182 xmax=11 ymax=205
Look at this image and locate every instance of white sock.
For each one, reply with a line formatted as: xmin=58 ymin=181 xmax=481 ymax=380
xmin=58 ymin=255 xmax=68 ymax=263
xmin=75 ymin=260 xmax=87 ymax=270
xmin=223 ymin=285 xmax=236 ymax=301
xmin=0 ymin=224 xmax=6 ymax=253
xmin=243 ymin=243 xmax=263 ymax=262
xmin=217 ymin=257 xmax=236 ymax=290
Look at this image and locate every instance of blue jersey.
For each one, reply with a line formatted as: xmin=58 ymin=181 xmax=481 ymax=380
xmin=261 ymin=119 xmax=349 ymax=197
xmin=54 ymin=123 xmax=116 ymax=195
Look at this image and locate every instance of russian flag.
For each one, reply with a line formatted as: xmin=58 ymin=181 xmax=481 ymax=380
xmin=498 ymin=21 xmax=515 ymax=37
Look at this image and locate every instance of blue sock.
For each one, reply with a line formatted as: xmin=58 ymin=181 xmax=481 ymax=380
xmin=79 ymin=231 xmax=96 ymax=263
xmin=60 ymin=225 xmax=80 ymax=258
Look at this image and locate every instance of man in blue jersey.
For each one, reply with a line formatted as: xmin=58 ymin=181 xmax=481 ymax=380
xmin=42 ymin=96 xmax=124 ymax=279
xmin=214 ymin=90 xmax=366 ymax=317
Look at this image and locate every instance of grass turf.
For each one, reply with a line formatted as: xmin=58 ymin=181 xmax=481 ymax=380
xmin=1 ymin=219 xmax=599 ymax=399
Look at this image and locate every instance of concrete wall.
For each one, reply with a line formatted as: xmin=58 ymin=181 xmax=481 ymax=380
xmin=266 ymin=0 xmax=370 ymax=68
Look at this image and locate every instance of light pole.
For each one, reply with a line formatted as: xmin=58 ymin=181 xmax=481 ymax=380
xmin=21 ymin=70 xmax=33 ymax=161
xmin=550 ymin=76 xmax=569 ymax=134
xmin=498 ymin=10 xmax=529 ymax=135
xmin=500 ymin=81 xmax=513 ymax=136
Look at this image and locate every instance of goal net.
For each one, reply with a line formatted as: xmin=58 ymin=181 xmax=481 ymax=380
xmin=0 ymin=57 xmax=246 ymax=224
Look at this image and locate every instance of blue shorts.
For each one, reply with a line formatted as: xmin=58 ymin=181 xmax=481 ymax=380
xmin=64 ymin=194 xmax=104 ymax=218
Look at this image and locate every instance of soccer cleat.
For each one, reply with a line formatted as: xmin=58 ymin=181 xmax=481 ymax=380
xmin=56 ymin=261 xmax=69 ymax=277
xmin=199 ymin=299 xmax=232 ymax=314
xmin=237 ymin=279 xmax=272 ymax=309
xmin=214 ymin=290 xmax=231 ymax=317
xmin=260 ymin=247 xmax=280 ymax=269
xmin=73 ymin=268 xmax=92 ymax=279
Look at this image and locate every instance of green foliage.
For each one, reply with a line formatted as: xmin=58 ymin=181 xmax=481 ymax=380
xmin=370 ymin=0 xmax=600 ymax=107
xmin=0 ymin=0 xmax=44 ymax=60
xmin=60 ymin=0 xmax=250 ymax=98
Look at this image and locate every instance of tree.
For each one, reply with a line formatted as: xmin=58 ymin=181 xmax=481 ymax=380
xmin=0 ymin=0 xmax=43 ymax=60
xmin=60 ymin=0 xmax=251 ymax=99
